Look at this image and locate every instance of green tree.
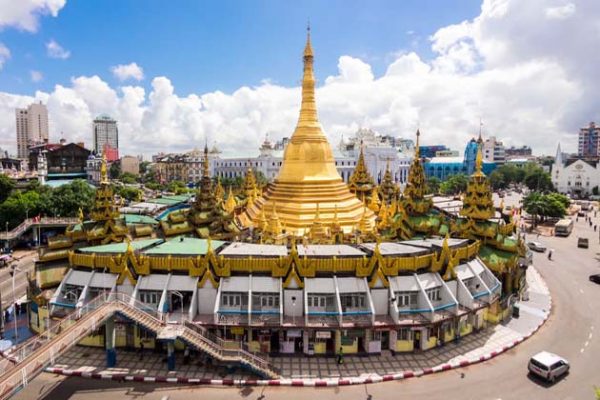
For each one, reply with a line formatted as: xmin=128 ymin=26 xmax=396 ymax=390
xmin=440 ymin=174 xmax=469 ymax=195
xmin=0 ymin=174 xmax=15 ymax=203
xmin=425 ymin=176 xmax=441 ymax=195
xmin=119 ymin=172 xmax=138 ymax=184
xmin=109 ymin=162 xmax=121 ymax=179
xmin=523 ymin=168 xmax=553 ymax=192
xmin=139 ymin=161 xmax=151 ymax=175
xmin=116 ymin=186 xmax=141 ymax=202
xmin=489 ymin=170 xmax=507 ymax=190
xmin=523 ymin=192 xmax=567 ymax=227
xmin=49 ymin=180 xmax=96 ymax=217
xmin=167 ymin=180 xmax=189 ymax=194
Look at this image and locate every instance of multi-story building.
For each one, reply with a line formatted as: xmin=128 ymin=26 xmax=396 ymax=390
xmin=552 ymin=143 xmax=600 ymax=197
xmin=120 ymin=155 xmax=140 ymax=176
xmin=505 ymin=145 xmax=532 ymax=158
xmin=419 ymin=145 xmax=448 ymax=158
xmin=214 ymin=129 xmax=414 ymax=185
xmin=424 ymin=139 xmax=496 ymax=180
xmin=15 ymin=101 xmax=49 ymax=159
xmin=28 ymin=142 xmax=91 ymax=175
xmin=578 ymin=121 xmax=600 ymax=157
xmin=482 ymin=136 xmax=505 ymax=165
xmin=93 ymin=114 xmax=119 ymax=159
xmin=154 ymin=148 xmax=216 ymax=184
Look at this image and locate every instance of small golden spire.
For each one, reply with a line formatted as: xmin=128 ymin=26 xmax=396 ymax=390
xmin=100 ymin=154 xmax=108 ymax=185
xmin=203 ymin=141 xmax=210 ymax=178
xmin=224 ymin=187 xmax=237 ymax=214
xmin=78 ymin=207 xmax=84 ymax=223
xmin=474 ymin=142 xmax=483 ymax=175
xmin=415 ymin=129 xmax=420 ymax=159
xmin=368 ymin=188 xmax=380 ymax=212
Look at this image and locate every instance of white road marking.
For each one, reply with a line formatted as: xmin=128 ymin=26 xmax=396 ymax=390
xmin=580 ymin=348 xmax=585 ymax=353
xmin=585 ymin=341 xmax=589 ymax=347
xmin=579 ymin=289 xmax=584 ymax=294
xmin=589 ymin=332 xmax=593 ymax=340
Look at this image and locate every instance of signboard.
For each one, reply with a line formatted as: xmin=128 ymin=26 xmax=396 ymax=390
xmin=230 ymin=327 xmax=244 ymax=335
xmin=287 ymin=329 xmax=302 ymax=338
xmin=315 ymin=331 xmax=331 ymax=339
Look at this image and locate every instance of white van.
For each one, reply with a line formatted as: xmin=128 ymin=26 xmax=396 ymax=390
xmin=528 ymin=351 xmax=569 ymax=382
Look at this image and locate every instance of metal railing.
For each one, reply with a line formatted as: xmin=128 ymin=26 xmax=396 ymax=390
xmin=0 ymin=217 xmax=79 ymax=241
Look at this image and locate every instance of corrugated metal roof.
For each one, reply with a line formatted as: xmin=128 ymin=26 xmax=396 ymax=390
xmin=337 ymin=277 xmax=367 ymax=293
xmin=389 ymin=275 xmax=420 ymax=292
xmin=221 ymin=276 xmax=250 ymax=292
xmin=468 ymin=259 xmax=485 ymax=275
xmin=297 ymin=244 xmax=365 ymax=257
xmin=305 ymin=278 xmax=335 ymax=293
xmin=360 ymin=242 xmax=427 ymax=256
xmin=138 ymin=274 xmax=169 ymax=291
xmin=417 ymin=272 xmax=441 ymax=290
xmin=144 ymin=237 xmax=225 ymax=256
xmin=65 ymin=270 xmax=91 ymax=286
xmin=89 ymin=272 xmax=118 ymax=288
xmin=218 ymin=242 xmax=287 ymax=257
xmin=79 ymin=238 xmax=162 ymax=254
xmin=251 ymin=276 xmax=280 ymax=293
xmin=167 ymin=275 xmax=198 ymax=291
xmin=455 ymin=263 xmax=474 ymax=281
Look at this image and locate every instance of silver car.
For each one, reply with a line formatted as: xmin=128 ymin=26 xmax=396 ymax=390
xmin=527 ymin=241 xmax=547 ymax=252
xmin=528 ymin=351 xmax=569 ymax=382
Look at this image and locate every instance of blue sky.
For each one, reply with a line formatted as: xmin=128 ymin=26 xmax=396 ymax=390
xmin=0 ymin=0 xmax=481 ymax=96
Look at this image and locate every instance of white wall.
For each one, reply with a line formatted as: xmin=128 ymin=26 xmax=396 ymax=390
xmin=284 ymin=289 xmax=303 ymax=317
xmin=198 ymin=287 xmax=217 ymax=314
xmin=371 ymin=289 xmax=388 ymax=315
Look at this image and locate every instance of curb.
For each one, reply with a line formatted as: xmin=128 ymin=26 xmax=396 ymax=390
xmin=45 ymin=279 xmax=552 ymax=387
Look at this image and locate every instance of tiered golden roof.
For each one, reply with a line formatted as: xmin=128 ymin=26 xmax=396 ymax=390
xmin=348 ymin=142 xmax=374 ymax=196
xmin=402 ymin=130 xmax=432 ymax=215
xmin=460 ymin=142 xmax=495 ymax=220
xmin=378 ymin=160 xmax=399 ymax=204
xmin=242 ymin=28 xmax=375 ymax=235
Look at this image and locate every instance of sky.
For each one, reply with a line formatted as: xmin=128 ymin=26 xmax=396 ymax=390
xmin=0 ymin=0 xmax=598 ymax=158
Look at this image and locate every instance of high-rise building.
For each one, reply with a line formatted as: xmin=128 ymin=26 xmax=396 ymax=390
xmin=578 ymin=122 xmax=600 ymax=157
xmin=482 ymin=136 xmax=506 ymax=165
xmin=15 ymin=101 xmax=49 ymax=159
xmin=93 ymin=114 xmax=119 ymax=157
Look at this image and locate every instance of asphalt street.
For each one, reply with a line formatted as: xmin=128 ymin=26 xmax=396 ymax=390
xmin=12 ymin=207 xmax=600 ymax=400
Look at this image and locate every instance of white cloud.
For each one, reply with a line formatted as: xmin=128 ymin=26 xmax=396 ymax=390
xmin=30 ymin=70 xmax=43 ymax=82
xmin=0 ymin=42 xmax=10 ymax=69
xmin=110 ymin=62 xmax=144 ymax=82
xmin=0 ymin=0 xmax=598 ymax=158
xmin=545 ymin=3 xmax=576 ymax=19
xmin=46 ymin=39 xmax=70 ymax=59
xmin=0 ymin=0 xmax=65 ymax=32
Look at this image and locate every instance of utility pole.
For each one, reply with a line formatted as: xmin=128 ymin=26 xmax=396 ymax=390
xmin=0 ymin=276 xmax=4 ymax=338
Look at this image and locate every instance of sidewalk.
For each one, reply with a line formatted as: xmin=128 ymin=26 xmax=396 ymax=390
xmin=45 ymin=267 xmax=551 ymax=386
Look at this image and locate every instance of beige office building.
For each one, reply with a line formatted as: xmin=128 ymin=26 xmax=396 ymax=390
xmin=15 ymin=102 xmax=49 ymax=159
xmin=120 ymin=155 xmax=140 ymax=176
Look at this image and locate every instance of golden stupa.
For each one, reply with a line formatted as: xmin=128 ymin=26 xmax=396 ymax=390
xmin=242 ymin=28 xmax=375 ymax=235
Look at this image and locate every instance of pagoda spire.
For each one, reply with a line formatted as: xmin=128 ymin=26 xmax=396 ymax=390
xmin=402 ymin=129 xmax=432 ymax=215
xmin=460 ymin=142 xmax=494 ymax=220
xmin=224 ymin=187 xmax=237 ymax=214
xmin=100 ymin=154 xmax=108 ymax=185
xmin=348 ymin=140 xmax=374 ymax=196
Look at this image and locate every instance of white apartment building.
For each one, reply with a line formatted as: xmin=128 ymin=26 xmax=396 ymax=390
xmin=15 ymin=101 xmax=49 ymax=159
xmin=93 ymin=114 xmax=118 ymax=156
xmin=482 ymin=136 xmax=506 ymax=165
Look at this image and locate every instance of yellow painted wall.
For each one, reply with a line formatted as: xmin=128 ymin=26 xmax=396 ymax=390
xmin=444 ymin=329 xmax=455 ymax=343
xmin=460 ymin=324 xmax=473 ymax=336
xmin=248 ymin=341 xmax=261 ymax=353
xmin=395 ymin=340 xmax=413 ymax=352
xmin=314 ymin=342 xmax=326 ymax=354
xmin=79 ymin=335 xmax=104 ymax=347
xmin=423 ymin=336 xmax=437 ymax=350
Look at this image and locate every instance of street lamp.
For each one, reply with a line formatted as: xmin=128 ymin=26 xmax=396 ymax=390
xmin=5 ymin=222 xmax=8 ymax=253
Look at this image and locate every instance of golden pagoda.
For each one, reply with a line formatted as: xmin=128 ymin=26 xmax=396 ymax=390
xmin=459 ymin=142 xmax=495 ymax=220
xmin=214 ymin=177 xmax=225 ymax=203
xmin=402 ymin=130 xmax=432 ymax=215
xmin=348 ymin=142 xmax=374 ymax=196
xmin=242 ymin=28 xmax=375 ymax=235
xmin=378 ymin=159 xmax=399 ymax=205
xmin=87 ymin=155 xmax=128 ymax=244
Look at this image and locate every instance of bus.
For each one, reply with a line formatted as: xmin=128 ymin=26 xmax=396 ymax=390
xmin=555 ymin=219 xmax=574 ymax=237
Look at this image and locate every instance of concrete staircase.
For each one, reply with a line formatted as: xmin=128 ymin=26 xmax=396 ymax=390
xmin=0 ymin=293 xmax=279 ymax=400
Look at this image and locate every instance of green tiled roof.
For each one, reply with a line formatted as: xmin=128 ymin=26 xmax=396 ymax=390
xmin=143 ymin=237 xmax=225 ymax=256
xmin=123 ymin=214 xmax=159 ymax=225
xmin=479 ymin=245 xmax=516 ymax=264
xmin=79 ymin=238 xmax=163 ymax=254
xmin=147 ymin=198 xmax=182 ymax=205
xmin=164 ymin=194 xmax=193 ymax=202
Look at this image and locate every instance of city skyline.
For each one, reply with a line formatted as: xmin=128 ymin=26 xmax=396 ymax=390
xmin=0 ymin=1 xmax=598 ymax=158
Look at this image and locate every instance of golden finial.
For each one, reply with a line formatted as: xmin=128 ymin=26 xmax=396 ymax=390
xmin=100 ymin=154 xmax=108 ymax=185
xmin=415 ymin=129 xmax=421 ymax=159
xmin=304 ymin=22 xmax=313 ymax=58
xmin=475 ymin=142 xmax=483 ymax=174
xmin=203 ymin=141 xmax=210 ymax=178
xmin=224 ymin=186 xmax=237 ymax=214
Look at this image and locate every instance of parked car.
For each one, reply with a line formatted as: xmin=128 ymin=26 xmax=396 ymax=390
xmin=527 ymin=241 xmax=547 ymax=252
xmin=589 ymin=274 xmax=600 ymax=284
xmin=577 ymin=237 xmax=589 ymax=248
xmin=528 ymin=351 xmax=570 ymax=382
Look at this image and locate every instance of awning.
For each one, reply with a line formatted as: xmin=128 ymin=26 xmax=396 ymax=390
xmin=305 ymin=278 xmax=335 ymax=293
xmin=64 ymin=270 xmax=92 ymax=287
xmin=336 ymin=277 xmax=367 ymax=293
xmin=88 ymin=272 xmax=118 ymax=288
xmin=251 ymin=276 xmax=280 ymax=293
xmin=137 ymin=274 xmax=169 ymax=291
xmin=221 ymin=276 xmax=250 ymax=292
xmin=167 ymin=275 xmax=198 ymax=292
xmin=455 ymin=263 xmax=474 ymax=280
xmin=389 ymin=275 xmax=420 ymax=292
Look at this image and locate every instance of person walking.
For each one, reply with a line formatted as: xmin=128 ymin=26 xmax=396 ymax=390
xmin=337 ymin=346 xmax=344 ymax=365
xmin=547 ymin=249 xmax=553 ymax=260
xmin=139 ymin=340 xmax=144 ymax=361
xmin=595 ymin=225 xmax=597 ymax=232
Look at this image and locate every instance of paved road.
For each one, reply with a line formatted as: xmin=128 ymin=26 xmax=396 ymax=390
xmin=13 ymin=214 xmax=600 ymax=400
xmin=0 ymin=250 xmax=37 ymax=311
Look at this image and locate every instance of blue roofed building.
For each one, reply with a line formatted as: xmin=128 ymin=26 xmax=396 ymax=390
xmin=424 ymin=139 xmax=496 ymax=180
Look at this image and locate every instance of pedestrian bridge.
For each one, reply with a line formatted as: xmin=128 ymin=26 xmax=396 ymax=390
xmin=0 ymin=217 xmax=79 ymax=243
xmin=0 ymin=293 xmax=279 ymax=400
